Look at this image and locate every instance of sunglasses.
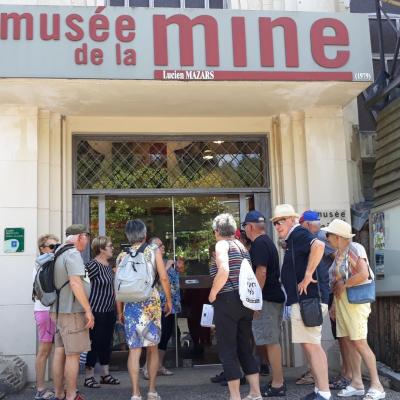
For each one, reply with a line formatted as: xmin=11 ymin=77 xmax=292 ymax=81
xmin=273 ymin=219 xmax=287 ymax=227
xmin=42 ymin=243 xmax=59 ymax=250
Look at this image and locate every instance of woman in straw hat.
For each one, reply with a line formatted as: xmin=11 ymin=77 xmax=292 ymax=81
xmin=323 ymin=219 xmax=385 ymax=400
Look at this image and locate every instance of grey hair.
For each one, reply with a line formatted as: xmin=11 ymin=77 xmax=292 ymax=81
xmin=148 ymin=237 xmax=161 ymax=245
xmin=125 ymin=219 xmax=147 ymax=244
xmin=66 ymin=234 xmax=79 ymax=243
xmin=212 ymin=213 xmax=237 ymax=237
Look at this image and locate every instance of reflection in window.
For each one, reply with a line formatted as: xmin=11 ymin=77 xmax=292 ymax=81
xmin=129 ymin=0 xmax=149 ymax=5
xmin=209 ymin=0 xmax=224 ymax=8
xmin=75 ymin=138 xmax=267 ymax=190
xmin=154 ymin=0 xmax=181 ymax=6
xmin=109 ymin=0 xmax=125 ymax=5
xmin=185 ymin=0 xmax=205 ymax=7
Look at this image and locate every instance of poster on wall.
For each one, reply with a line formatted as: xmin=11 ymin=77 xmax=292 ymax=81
xmin=3 ymin=228 xmax=25 ymax=253
xmin=372 ymin=212 xmax=385 ymax=279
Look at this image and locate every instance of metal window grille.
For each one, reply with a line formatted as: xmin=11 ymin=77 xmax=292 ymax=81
xmin=75 ymin=138 xmax=267 ymax=190
xmin=107 ymin=0 xmax=228 ymax=8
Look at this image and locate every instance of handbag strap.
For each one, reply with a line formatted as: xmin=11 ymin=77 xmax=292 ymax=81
xmin=290 ymin=240 xmax=321 ymax=302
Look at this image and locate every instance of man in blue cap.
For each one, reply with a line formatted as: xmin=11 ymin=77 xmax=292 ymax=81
xmin=299 ymin=211 xmax=352 ymax=391
xmin=242 ymin=210 xmax=286 ymax=397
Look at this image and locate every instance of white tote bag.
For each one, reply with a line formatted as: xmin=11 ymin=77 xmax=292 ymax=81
xmin=238 ymin=257 xmax=263 ymax=311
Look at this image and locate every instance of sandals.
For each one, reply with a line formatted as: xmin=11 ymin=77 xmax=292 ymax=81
xmin=330 ymin=376 xmax=351 ymax=390
xmin=338 ymin=385 xmax=365 ymax=397
xmin=100 ymin=374 xmax=120 ymax=385
xmin=296 ymin=371 xmax=315 ymax=385
xmin=363 ymin=389 xmax=386 ymax=400
xmin=262 ymin=383 xmax=287 ymax=397
xmin=242 ymin=395 xmax=262 ymax=400
xmin=83 ymin=377 xmax=100 ymax=388
xmin=34 ymin=389 xmax=55 ymax=400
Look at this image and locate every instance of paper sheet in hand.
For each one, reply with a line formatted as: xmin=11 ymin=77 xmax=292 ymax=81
xmin=200 ymin=304 xmax=214 ymax=327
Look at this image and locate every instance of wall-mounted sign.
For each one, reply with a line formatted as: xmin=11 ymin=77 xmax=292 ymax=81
xmin=0 ymin=6 xmax=373 ymax=81
xmin=371 ymin=212 xmax=385 ymax=279
xmin=3 ymin=228 xmax=25 ymax=253
xmin=315 ymin=209 xmax=348 ymax=227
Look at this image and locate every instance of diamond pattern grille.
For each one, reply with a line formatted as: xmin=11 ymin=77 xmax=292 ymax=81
xmin=76 ymin=139 xmax=266 ymax=190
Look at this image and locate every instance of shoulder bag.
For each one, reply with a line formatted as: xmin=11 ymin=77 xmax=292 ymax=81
xmin=291 ymin=241 xmax=323 ymax=327
xmin=345 ymin=253 xmax=376 ymax=304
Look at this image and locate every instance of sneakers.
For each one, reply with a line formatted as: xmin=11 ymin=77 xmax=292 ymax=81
xmin=338 ymin=386 xmax=365 ymax=397
xmin=147 ymin=392 xmax=161 ymax=400
xmin=211 ymin=372 xmax=225 ymax=383
xmin=158 ymin=366 xmax=173 ymax=376
xmin=34 ymin=389 xmax=55 ymax=400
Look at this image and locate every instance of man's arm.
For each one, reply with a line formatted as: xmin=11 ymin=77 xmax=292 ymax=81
xmin=69 ymin=275 xmax=94 ymax=329
xmin=298 ymin=239 xmax=325 ymax=295
xmin=255 ymin=266 xmax=267 ymax=289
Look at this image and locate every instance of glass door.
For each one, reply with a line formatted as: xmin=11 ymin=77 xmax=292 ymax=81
xmin=87 ymin=194 xmax=254 ymax=367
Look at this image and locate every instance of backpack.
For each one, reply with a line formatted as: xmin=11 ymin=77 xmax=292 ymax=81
xmin=234 ymin=242 xmax=263 ymax=311
xmin=115 ymin=243 xmax=156 ymax=303
xmin=32 ymin=244 xmax=75 ymax=307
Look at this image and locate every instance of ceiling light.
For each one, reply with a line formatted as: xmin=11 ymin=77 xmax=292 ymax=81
xmin=213 ymin=140 xmax=224 ymax=144
xmin=203 ymin=149 xmax=214 ymax=160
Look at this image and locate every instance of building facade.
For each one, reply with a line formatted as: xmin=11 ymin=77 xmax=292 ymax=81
xmin=0 ymin=0 xmax=374 ymax=379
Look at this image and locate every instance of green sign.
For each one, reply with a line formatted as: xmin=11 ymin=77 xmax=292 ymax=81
xmin=4 ymin=228 xmax=25 ymax=253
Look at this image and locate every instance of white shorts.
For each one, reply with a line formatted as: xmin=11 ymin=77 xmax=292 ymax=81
xmin=290 ymin=302 xmax=328 ymax=345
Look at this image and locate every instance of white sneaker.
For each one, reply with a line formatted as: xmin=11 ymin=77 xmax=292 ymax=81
xmin=338 ymin=385 xmax=365 ymax=397
xmin=158 ymin=366 xmax=173 ymax=376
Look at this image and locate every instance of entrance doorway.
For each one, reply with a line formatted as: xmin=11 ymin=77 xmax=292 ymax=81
xmin=87 ymin=194 xmax=259 ymax=366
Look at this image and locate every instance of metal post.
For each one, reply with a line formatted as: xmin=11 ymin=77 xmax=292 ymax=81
xmin=98 ymin=195 xmax=106 ymax=235
xmin=376 ymin=0 xmax=387 ymax=73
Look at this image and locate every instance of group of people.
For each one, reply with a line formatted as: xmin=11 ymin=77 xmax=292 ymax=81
xmin=209 ymin=205 xmax=385 ymax=400
xmin=31 ymin=202 xmax=385 ymax=400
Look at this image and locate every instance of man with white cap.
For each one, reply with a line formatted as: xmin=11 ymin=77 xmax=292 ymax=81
xmin=271 ymin=204 xmax=331 ymax=400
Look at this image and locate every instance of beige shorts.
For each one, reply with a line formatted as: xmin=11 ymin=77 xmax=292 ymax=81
xmin=52 ymin=313 xmax=91 ymax=355
xmin=290 ymin=302 xmax=328 ymax=344
xmin=335 ymin=292 xmax=371 ymax=341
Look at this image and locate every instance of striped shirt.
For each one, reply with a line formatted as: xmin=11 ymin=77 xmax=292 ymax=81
xmin=85 ymin=259 xmax=115 ymax=313
xmin=209 ymin=239 xmax=250 ymax=293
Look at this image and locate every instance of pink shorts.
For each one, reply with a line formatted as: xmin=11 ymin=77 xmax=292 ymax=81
xmin=34 ymin=311 xmax=56 ymax=343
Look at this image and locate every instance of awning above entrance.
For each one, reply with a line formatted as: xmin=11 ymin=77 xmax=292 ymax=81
xmin=0 ymin=78 xmax=368 ymax=117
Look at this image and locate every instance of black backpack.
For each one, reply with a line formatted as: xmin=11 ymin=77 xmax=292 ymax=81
xmin=32 ymin=244 xmax=75 ymax=307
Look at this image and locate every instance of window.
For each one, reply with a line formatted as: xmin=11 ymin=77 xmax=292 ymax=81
xmin=107 ymin=0 xmax=226 ymax=8
xmin=74 ymin=137 xmax=267 ymax=190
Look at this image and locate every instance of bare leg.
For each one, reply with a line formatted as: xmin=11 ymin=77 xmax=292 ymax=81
xmin=246 ymin=372 xmax=262 ymax=397
xmin=128 ymin=348 xmax=142 ymax=397
xmin=266 ymin=344 xmax=284 ymax=387
xmin=36 ymin=342 xmax=52 ymax=391
xmin=338 ymin=337 xmax=353 ymax=379
xmin=147 ymin=345 xmax=159 ymax=393
xmin=158 ymin=349 xmax=166 ymax=369
xmin=64 ymin=354 xmax=80 ymax=400
xmin=227 ymin=379 xmax=241 ymax=400
xmin=302 ymin=343 xmax=330 ymax=392
xmin=53 ymin=347 xmax=66 ymax=399
xmin=352 ymin=339 xmax=384 ymax=391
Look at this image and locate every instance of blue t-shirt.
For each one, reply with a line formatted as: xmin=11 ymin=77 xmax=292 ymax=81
xmin=315 ymin=230 xmax=336 ymax=304
xmin=281 ymin=226 xmax=321 ymax=306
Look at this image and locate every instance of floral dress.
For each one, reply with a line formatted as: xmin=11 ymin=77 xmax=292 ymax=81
xmin=158 ymin=265 xmax=181 ymax=314
xmin=119 ymin=243 xmax=162 ymax=348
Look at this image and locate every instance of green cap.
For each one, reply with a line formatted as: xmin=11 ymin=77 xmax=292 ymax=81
xmin=65 ymin=224 xmax=90 ymax=236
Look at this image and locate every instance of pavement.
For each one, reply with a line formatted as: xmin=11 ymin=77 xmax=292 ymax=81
xmin=6 ymin=366 xmax=400 ymax=400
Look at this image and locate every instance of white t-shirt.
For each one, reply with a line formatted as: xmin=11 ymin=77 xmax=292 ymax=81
xmin=32 ymin=263 xmax=50 ymax=312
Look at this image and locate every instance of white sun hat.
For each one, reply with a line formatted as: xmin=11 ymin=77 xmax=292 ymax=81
xmin=321 ymin=219 xmax=355 ymax=239
xmin=270 ymin=204 xmax=299 ymax=222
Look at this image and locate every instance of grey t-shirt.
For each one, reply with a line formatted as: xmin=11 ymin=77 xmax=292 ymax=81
xmin=51 ymin=245 xmax=91 ymax=314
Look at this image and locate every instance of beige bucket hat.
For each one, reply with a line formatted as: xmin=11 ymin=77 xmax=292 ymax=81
xmin=321 ymin=219 xmax=355 ymax=239
xmin=270 ymin=204 xmax=299 ymax=222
